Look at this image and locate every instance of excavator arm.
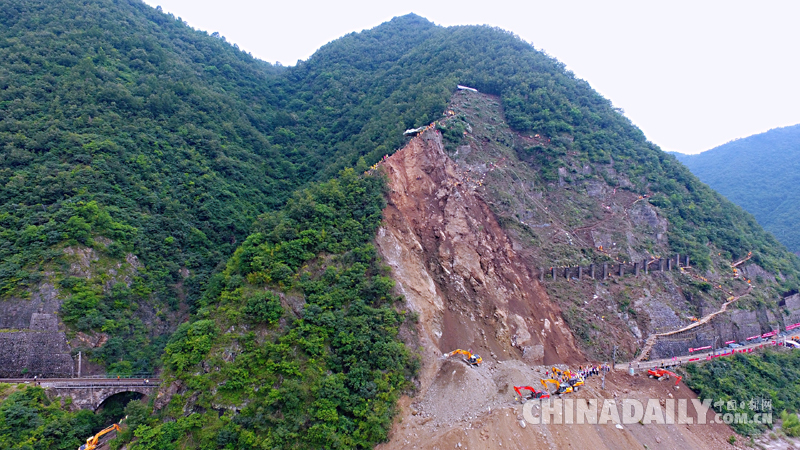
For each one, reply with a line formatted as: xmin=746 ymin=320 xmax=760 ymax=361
xmin=79 ymin=424 xmax=120 ymax=450
xmin=514 ymin=385 xmax=550 ymax=400
xmin=540 ymin=379 xmax=560 ymax=394
xmin=647 ymin=368 xmax=683 ymax=386
xmin=663 ymin=370 xmax=682 ymax=386
xmin=447 ymin=349 xmax=482 ymax=365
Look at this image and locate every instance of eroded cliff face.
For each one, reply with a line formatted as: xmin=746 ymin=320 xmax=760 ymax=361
xmin=375 ymin=129 xmax=581 ymax=381
xmin=373 ymin=129 xmax=738 ymax=450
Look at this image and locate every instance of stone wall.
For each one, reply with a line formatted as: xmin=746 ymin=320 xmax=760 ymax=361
xmin=542 ymin=254 xmax=689 ymax=282
xmin=0 ymin=283 xmax=60 ymax=329
xmin=648 ymin=298 xmax=800 ymax=359
xmin=0 ymin=313 xmax=74 ymax=377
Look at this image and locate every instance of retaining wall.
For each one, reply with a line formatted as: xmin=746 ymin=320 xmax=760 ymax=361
xmin=0 ymin=313 xmax=74 ymax=378
xmin=540 ymin=254 xmax=689 ymax=282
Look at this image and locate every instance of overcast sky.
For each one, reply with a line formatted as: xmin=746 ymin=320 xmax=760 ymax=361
xmin=141 ymin=0 xmax=800 ymax=155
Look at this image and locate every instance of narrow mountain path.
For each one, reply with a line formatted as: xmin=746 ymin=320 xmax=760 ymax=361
xmin=634 ymin=285 xmax=753 ymax=362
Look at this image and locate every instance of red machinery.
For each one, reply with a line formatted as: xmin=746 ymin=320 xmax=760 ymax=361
xmin=647 ymin=368 xmax=682 ymax=386
xmin=514 ymin=385 xmax=551 ymax=402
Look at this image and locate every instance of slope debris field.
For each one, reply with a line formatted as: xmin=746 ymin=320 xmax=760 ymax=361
xmin=2 ymin=1 xmax=800 ymax=448
xmin=371 ymin=96 xmax=741 ymax=450
xmin=425 ymin=91 xmax=799 ymax=364
xmin=375 ymin=128 xmax=581 ymax=371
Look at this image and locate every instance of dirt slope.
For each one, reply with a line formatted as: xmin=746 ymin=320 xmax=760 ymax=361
xmin=375 ymin=129 xmax=741 ymax=449
xmin=379 ymin=369 xmax=738 ymax=450
xmin=375 ymin=129 xmax=580 ymax=377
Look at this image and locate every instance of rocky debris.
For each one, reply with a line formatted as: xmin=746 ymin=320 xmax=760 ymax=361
xmin=374 ymin=92 xmax=744 ymax=450
xmin=75 ymin=331 xmax=109 ymax=348
xmin=741 ymin=263 xmax=776 ymax=283
xmin=378 ymin=368 xmax=738 ymax=450
xmin=629 ymin=201 xmax=668 ymax=245
xmin=375 ymin=128 xmax=581 ymax=378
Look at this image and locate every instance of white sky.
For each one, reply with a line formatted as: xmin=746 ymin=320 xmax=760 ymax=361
xmin=142 ymin=0 xmax=800 ymax=154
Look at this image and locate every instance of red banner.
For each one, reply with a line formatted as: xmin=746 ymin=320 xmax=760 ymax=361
xmin=689 ymin=345 xmax=711 ymax=352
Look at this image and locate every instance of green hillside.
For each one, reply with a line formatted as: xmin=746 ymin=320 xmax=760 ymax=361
xmin=675 ymin=125 xmax=800 ymax=254
xmin=2 ymin=0 xmax=800 ymax=448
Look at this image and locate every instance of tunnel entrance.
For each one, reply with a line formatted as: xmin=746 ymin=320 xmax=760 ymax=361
xmin=96 ymin=391 xmax=143 ymax=423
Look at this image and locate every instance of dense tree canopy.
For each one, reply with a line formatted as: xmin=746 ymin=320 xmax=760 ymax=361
xmin=676 ymin=125 xmax=800 ymax=254
xmin=1 ymin=0 xmax=800 ymax=447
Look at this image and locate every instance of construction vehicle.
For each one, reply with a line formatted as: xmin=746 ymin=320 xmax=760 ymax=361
xmin=447 ymin=349 xmax=482 ymax=366
xmin=79 ymin=423 xmax=121 ymax=450
xmin=551 ymin=367 xmax=583 ymax=390
xmin=541 ymin=378 xmax=573 ymax=395
xmin=784 ymin=339 xmax=800 ymax=349
xmin=647 ymin=368 xmax=682 ymax=386
xmin=513 ymin=385 xmax=550 ymax=402
xmin=566 ymin=375 xmax=584 ymax=390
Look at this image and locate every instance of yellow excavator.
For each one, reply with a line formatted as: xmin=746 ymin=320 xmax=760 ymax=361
xmin=541 ymin=378 xmax=573 ymax=395
xmin=78 ymin=423 xmax=120 ymax=450
xmin=566 ymin=376 xmax=584 ymax=390
xmin=551 ymin=367 xmax=584 ymax=390
xmin=447 ymin=349 xmax=482 ymax=366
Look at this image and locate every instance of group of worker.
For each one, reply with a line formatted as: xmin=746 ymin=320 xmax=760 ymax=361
xmin=543 ymin=364 xmax=609 ymax=386
xmin=577 ymin=364 xmax=610 ymax=378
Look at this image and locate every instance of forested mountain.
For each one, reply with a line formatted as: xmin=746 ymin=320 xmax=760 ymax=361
xmin=675 ymin=125 xmax=800 ymax=254
xmin=2 ymin=0 xmax=800 ymax=448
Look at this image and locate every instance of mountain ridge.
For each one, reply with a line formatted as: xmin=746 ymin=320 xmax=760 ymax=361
xmin=1 ymin=1 xmax=799 ymax=448
xmin=675 ymin=124 xmax=800 ymax=254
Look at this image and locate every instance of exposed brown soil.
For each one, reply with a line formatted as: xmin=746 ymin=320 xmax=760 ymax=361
xmin=378 ymin=368 xmax=741 ymax=450
xmin=375 ymin=129 xmax=581 ymax=373
xmin=375 ymin=127 xmax=745 ymax=449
